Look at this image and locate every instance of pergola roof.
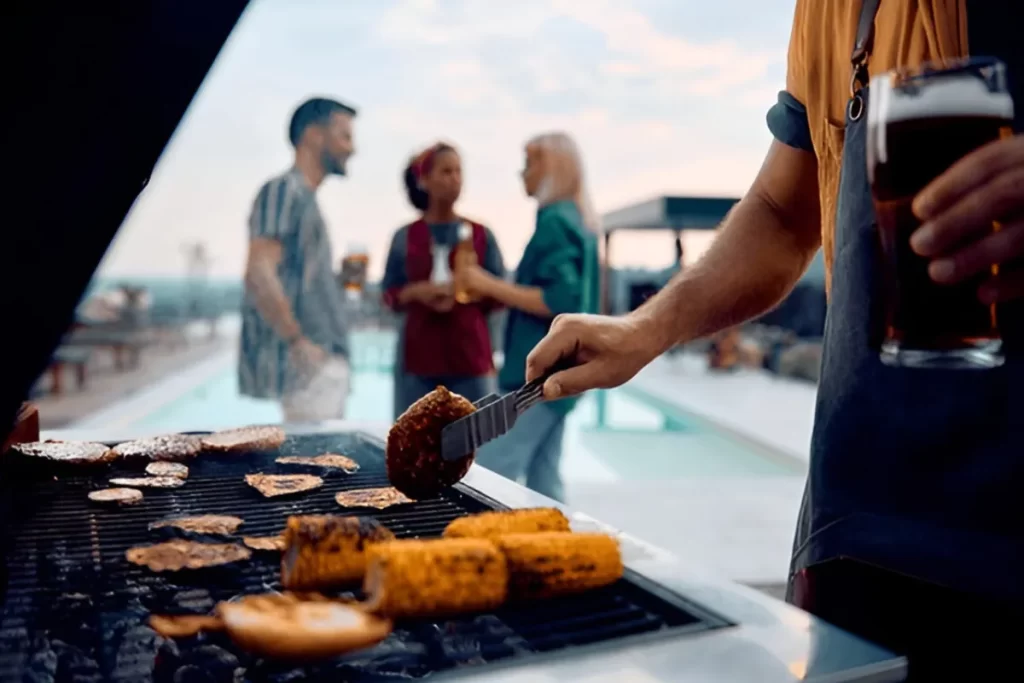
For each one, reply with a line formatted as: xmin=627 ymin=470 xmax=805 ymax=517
xmin=601 ymin=195 xmax=740 ymax=233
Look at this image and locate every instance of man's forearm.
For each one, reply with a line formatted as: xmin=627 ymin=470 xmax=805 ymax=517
xmin=631 ymin=192 xmax=820 ymax=355
xmin=245 ymin=260 xmax=302 ymax=342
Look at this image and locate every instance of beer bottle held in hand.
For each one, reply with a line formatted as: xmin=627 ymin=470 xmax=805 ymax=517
xmin=453 ymin=221 xmax=478 ymax=304
xmin=867 ymin=57 xmax=1014 ymax=370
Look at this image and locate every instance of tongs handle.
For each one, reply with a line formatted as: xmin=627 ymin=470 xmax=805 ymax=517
xmin=513 ymin=356 xmax=576 ymax=414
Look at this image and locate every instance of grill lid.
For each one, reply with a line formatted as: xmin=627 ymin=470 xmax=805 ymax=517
xmin=1 ymin=3 xmax=251 ymax=443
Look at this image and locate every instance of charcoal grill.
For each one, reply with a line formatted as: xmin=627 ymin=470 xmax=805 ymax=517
xmin=0 ymin=431 xmax=730 ymax=682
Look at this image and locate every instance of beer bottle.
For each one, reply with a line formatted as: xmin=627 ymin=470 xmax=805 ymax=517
xmin=454 ymin=222 xmax=478 ymax=304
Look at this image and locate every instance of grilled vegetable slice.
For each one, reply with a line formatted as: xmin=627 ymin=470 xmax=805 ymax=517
xmin=216 ymin=592 xmax=392 ymax=660
xmin=281 ymin=515 xmax=395 ymax=589
xmin=443 ymin=508 xmax=570 ymax=539
xmin=494 ymin=532 xmax=623 ymax=600
xmin=88 ymin=487 xmax=143 ymax=506
xmin=363 ymin=539 xmax=508 ymax=619
xmin=126 ymin=540 xmax=252 ymax=571
xmin=386 ymin=386 xmax=476 ymax=499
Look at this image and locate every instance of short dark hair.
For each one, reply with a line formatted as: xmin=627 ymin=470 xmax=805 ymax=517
xmin=287 ymin=97 xmax=357 ymax=147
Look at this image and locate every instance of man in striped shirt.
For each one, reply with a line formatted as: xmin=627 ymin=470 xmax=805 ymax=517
xmin=239 ymin=97 xmax=356 ymax=422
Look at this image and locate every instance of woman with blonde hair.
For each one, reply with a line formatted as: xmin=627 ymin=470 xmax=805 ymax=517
xmin=462 ymin=132 xmax=599 ymax=501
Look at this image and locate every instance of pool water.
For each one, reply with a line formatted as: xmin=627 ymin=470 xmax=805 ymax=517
xmin=132 ymin=348 xmax=802 ymax=480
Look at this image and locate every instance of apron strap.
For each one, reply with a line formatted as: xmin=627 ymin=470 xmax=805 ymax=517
xmin=848 ymin=0 xmax=882 ymax=119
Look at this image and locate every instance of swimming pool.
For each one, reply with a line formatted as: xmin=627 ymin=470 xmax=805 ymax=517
xmin=127 ymin=330 xmax=804 ymax=480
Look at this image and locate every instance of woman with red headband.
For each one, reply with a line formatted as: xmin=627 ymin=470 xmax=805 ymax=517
xmin=382 ymin=142 xmax=505 ymax=419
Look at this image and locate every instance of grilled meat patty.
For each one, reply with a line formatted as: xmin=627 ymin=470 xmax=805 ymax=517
xmin=112 ymin=434 xmax=202 ymax=462
xmin=145 ymin=461 xmax=189 ymax=479
xmin=201 ymin=426 xmax=286 ymax=453
xmin=12 ymin=440 xmax=116 ymax=466
xmin=386 ymin=386 xmax=476 ymax=499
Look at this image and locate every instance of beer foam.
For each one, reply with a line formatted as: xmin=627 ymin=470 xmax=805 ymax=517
xmin=872 ymin=72 xmax=1014 ymax=122
xmin=868 ymin=71 xmax=1013 ymax=169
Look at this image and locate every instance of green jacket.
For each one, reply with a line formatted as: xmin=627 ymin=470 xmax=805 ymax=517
xmin=498 ymin=200 xmax=599 ymax=415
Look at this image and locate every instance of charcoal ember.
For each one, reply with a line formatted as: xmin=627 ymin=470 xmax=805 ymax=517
xmin=386 ymin=385 xmax=476 ymax=499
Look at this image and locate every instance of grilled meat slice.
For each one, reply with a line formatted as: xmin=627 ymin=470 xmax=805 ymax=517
xmin=145 ymin=461 xmax=189 ymax=479
xmin=494 ymin=532 xmax=623 ymax=600
xmin=364 ymin=538 xmax=508 ymax=619
xmin=150 ymin=515 xmax=245 ymax=536
xmin=88 ymin=487 xmax=143 ymax=505
xmin=276 ymin=454 xmax=359 ymax=472
xmin=109 ymin=476 xmax=185 ymax=489
xmin=281 ymin=515 xmax=395 ymax=590
xmin=125 ymin=540 xmax=251 ymax=571
xmin=334 ymin=487 xmax=412 ymax=510
xmin=386 ymin=386 xmax=475 ymax=499
xmin=443 ymin=508 xmax=571 ymax=539
xmin=13 ymin=440 xmax=116 ymax=466
xmin=201 ymin=426 xmax=286 ymax=453
xmin=112 ymin=434 xmax=202 ymax=462
xmin=245 ymin=474 xmax=323 ymax=498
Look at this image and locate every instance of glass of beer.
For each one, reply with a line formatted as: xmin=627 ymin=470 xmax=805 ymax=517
xmin=867 ymin=57 xmax=1014 ymax=369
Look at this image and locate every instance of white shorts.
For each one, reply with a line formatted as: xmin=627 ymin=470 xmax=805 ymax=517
xmin=281 ymin=355 xmax=350 ymax=423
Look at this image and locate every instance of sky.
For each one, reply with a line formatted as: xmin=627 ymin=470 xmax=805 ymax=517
xmin=99 ymin=0 xmax=795 ymax=280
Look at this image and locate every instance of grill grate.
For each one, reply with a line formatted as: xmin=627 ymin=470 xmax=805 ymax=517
xmin=0 ymin=432 xmax=724 ymax=682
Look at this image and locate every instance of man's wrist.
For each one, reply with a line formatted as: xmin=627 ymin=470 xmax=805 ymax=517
xmin=284 ymin=331 xmax=303 ymax=345
xmin=627 ymin=307 xmax=677 ymax=360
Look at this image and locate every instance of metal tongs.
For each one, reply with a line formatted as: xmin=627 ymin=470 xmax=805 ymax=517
xmin=439 ymin=358 xmax=573 ymax=461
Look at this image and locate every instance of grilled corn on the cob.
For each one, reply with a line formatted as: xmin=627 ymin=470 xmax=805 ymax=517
xmin=495 ymin=532 xmax=623 ymax=600
xmin=442 ymin=507 xmax=570 ymax=539
xmin=281 ymin=515 xmax=395 ymax=589
xmin=364 ymin=538 xmax=508 ymax=619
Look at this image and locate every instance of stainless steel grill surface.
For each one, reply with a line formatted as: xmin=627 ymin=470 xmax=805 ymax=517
xmin=0 ymin=432 xmax=727 ymax=682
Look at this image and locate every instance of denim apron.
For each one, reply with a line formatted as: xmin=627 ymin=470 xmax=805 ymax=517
xmin=788 ymin=0 xmax=1024 ymax=602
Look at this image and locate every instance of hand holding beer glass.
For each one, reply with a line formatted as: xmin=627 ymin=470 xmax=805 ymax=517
xmin=868 ymin=57 xmax=1014 ymax=369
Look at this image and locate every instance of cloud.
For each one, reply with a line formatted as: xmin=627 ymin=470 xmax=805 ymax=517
xmin=99 ymin=0 xmax=786 ymax=281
